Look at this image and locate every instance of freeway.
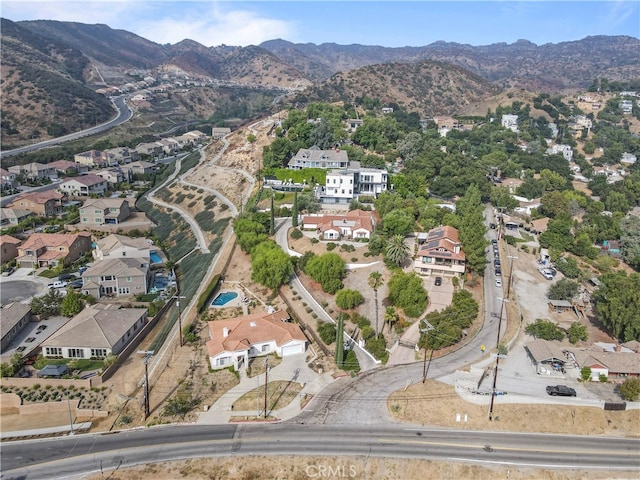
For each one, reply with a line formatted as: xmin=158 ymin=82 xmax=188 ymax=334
xmin=2 ymin=424 xmax=638 ymax=478
xmin=0 ymin=96 xmax=132 ymax=159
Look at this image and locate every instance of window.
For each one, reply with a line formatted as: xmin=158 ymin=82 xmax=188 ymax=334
xmin=126 ymin=276 xmax=132 ymax=282
xmin=261 ymin=345 xmax=270 ymax=352
xmin=118 ymin=287 xmax=130 ymax=295
xmin=68 ymin=348 xmax=85 ymax=358
xmin=45 ymin=347 xmax=62 ymax=357
xmin=101 ymin=275 xmax=114 ymax=281
xmin=90 ymin=348 xmax=108 ymax=359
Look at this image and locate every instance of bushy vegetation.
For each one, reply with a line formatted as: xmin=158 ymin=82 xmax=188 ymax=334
xmin=421 ymin=290 xmax=479 ymax=350
xmin=317 ymin=321 xmax=336 ymax=345
xmin=525 ymin=319 xmax=565 ymax=341
xmin=302 ymin=253 xmax=346 ymax=294
xmin=335 ymin=289 xmax=365 ymax=310
xmin=387 ymin=271 xmax=428 ymax=318
xmin=197 ymin=274 xmax=220 ymax=313
xmin=618 ymin=378 xmax=640 ymax=401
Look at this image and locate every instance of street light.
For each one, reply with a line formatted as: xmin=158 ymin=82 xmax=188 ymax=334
xmin=137 ymin=350 xmax=154 ymax=419
xmin=58 ymin=390 xmax=74 ymax=436
xmin=172 ymin=295 xmax=186 ymax=346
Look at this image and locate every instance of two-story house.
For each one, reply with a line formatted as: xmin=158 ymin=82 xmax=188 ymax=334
xmin=79 ymin=198 xmax=131 ymax=226
xmin=8 ymin=190 xmax=63 ymax=217
xmin=0 ymin=235 xmax=22 ymax=263
xmin=104 ymin=147 xmax=139 ymax=164
xmin=318 ymin=167 xmax=388 ymax=204
xmin=17 ymin=232 xmax=92 ymax=268
xmin=73 ymin=150 xmax=118 ymax=168
xmin=501 ymin=114 xmax=519 ymax=133
xmin=134 ymin=142 xmax=163 ymax=157
xmin=58 ymin=174 xmax=108 ymax=196
xmin=414 ymin=226 xmax=466 ymax=278
xmin=0 ymin=208 xmax=34 ymax=226
xmin=92 ymin=233 xmax=150 ymax=262
xmin=47 ymin=160 xmax=89 ymax=176
xmin=0 ymin=168 xmax=17 ymax=189
xmin=155 ymin=138 xmax=180 ymax=155
xmin=8 ymin=162 xmax=57 ymax=181
xmin=42 ymin=305 xmax=147 ymax=360
xmin=81 ymin=257 xmax=151 ymax=297
xmin=288 ymin=146 xmax=349 ymax=170
xmin=301 ymin=209 xmax=377 ymax=240
xmin=120 ymin=161 xmax=155 ymax=176
xmin=94 ymin=168 xmax=124 ymax=185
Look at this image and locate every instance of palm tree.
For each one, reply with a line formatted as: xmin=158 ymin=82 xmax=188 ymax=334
xmin=384 ymin=306 xmax=399 ymax=334
xmin=385 ymin=234 xmax=409 ymax=267
xmin=368 ymin=271 xmax=383 ymax=335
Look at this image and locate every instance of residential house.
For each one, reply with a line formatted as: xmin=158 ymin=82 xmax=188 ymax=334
xmin=0 ymin=235 xmax=22 ymax=263
xmin=74 ymin=150 xmax=118 ymax=168
xmin=135 ymin=142 xmax=163 ymax=157
xmin=433 ymin=116 xmax=459 ymax=130
xmin=120 ymin=161 xmax=155 ymax=176
xmin=47 ymin=160 xmax=88 ymax=176
xmin=104 ymin=147 xmax=139 ymax=164
xmin=620 ymin=99 xmax=633 ymax=115
xmin=8 ymin=162 xmax=57 ymax=181
xmin=42 ymin=305 xmax=147 ymax=360
xmin=414 ymin=225 xmax=466 ymax=278
xmin=501 ymin=114 xmax=519 ymax=132
xmin=211 ymin=127 xmax=231 ymax=139
xmin=0 ymin=208 xmax=35 ymax=226
xmin=1 ymin=303 xmax=32 ymax=352
xmin=569 ymin=344 xmax=640 ymax=380
xmin=529 ymin=217 xmax=550 ymax=235
xmin=524 ymin=339 xmax=568 ymax=375
xmin=301 ymin=209 xmax=377 ymax=240
xmin=8 ymin=190 xmax=63 ymax=216
xmin=621 ymin=152 xmax=637 ymax=165
xmin=58 ymin=174 xmax=108 ymax=196
xmin=381 ymin=107 xmax=394 ymax=114
xmin=94 ymin=168 xmax=124 ymax=185
xmin=16 ymin=232 xmax=92 ymax=268
xmin=81 ymin=257 xmax=151 ymax=297
xmin=92 ymin=233 xmax=150 ymax=262
xmin=206 ymin=310 xmax=306 ymax=370
xmin=0 ymin=168 xmax=17 ymax=189
xmin=345 ymin=119 xmax=363 ymax=132
xmin=288 ymin=146 xmax=349 ymax=170
xmin=513 ymin=196 xmax=542 ymax=215
xmin=546 ymin=144 xmax=573 ymax=161
xmin=318 ymin=167 xmax=388 ymax=204
xmin=79 ymin=198 xmax=131 ymax=226
xmin=155 ymin=138 xmax=180 ymax=155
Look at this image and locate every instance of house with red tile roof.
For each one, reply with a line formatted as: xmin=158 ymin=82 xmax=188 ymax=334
xmin=58 ymin=174 xmax=108 ymax=196
xmin=414 ymin=225 xmax=466 ymax=278
xmin=0 ymin=235 xmax=22 ymax=263
xmin=301 ymin=209 xmax=377 ymax=240
xmin=206 ymin=310 xmax=307 ymax=370
xmin=17 ymin=232 xmax=92 ymax=268
xmin=8 ymin=190 xmax=63 ymax=216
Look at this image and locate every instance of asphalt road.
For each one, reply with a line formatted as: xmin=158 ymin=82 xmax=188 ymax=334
xmin=2 ymin=424 xmax=638 ymax=478
xmin=0 ymin=280 xmax=43 ymax=304
xmin=0 ymin=96 xmax=132 ymax=159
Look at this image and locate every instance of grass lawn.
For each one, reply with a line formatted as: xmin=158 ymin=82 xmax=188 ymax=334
xmin=232 ymin=380 xmax=302 ymax=412
xmin=33 ymin=356 xmax=104 ymax=371
xmin=38 ymin=270 xmax=59 ymax=278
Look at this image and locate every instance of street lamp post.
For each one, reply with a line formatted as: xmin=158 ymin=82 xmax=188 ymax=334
xmin=172 ymin=295 xmax=186 ymax=347
xmin=59 ymin=390 xmax=75 ymax=436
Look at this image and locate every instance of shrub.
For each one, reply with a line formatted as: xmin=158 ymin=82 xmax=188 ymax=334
xmin=317 ymin=321 xmax=336 ymax=345
xmin=326 ymin=242 xmax=337 ymax=251
xmin=311 ymin=238 xmax=319 ymax=244
xmin=335 ymin=289 xmax=365 ymax=309
xmin=525 ymin=319 xmax=565 ymax=341
xmin=290 ymin=228 xmax=303 ymax=240
xmin=580 ymin=366 xmax=592 ymax=382
xmin=196 ymin=274 xmax=220 ymax=313
xmin=598 ymin=374 xmax=608 ymax=383
xmin=618 ymin=378 xmax=640 ymax=401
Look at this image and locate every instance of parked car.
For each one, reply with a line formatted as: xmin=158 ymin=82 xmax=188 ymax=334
xmin=69 ymin=279 xmax=83 ymax=289
xmin=434 ymin=276 xmax=442 ymax=286
xmin=58 ymin=273 xmax=76 ymax=281
xmin=490 ymin=223 xmax=496 ymax=229
xmin=47 ymin=280 xmax=68 ymax=289
xmin=546 ymin=385 xmax=576 ymax=397
xmin=495 ymin=278 xmax=502 ymax=287
xmin=78 ymin=266 xmax=88 ymax=275
xmin=492 ymin=239 xmax=497 ymax=246
xmin=495 ymin=268 xmax=501 ymax=277
xmin=2 ymin=267 xmax=16 ymax=277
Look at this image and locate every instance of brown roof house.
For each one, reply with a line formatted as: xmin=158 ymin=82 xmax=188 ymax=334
xmin=92 ymin=234 xmax=150 ymax=262
xmin=288 ymin=146 xmax=349 ymax=170
xmin=0 ymin=234 xmax=21 ymax=263
xmin=81 ymin=257 xmax=151 ymax=298
xmin=79 ymin=198 xmax=131 ymax=227
xmin=58 ymin=174 xmax=108 ymax=197
xmin=8 ymin=190 xmax=63 ymax=217
xmin=206 ymin=310 xmax=307 ymax=371
xmin=0 ymin=208 xmax=35 ymax=226
xmin=414 ymin=226 xmax=466 ymax=278
xmin=568 ymin=344 xmax=640 ymax=381
xmin=1 ymin=303 xmax=32 ymax=352
xmin=17 ymin=232 xmax=92 ymax=269
xmin=41 ymin=305 xmax=147 ymax=360
xmin=301 ymin=209 xmax=377 ymax=240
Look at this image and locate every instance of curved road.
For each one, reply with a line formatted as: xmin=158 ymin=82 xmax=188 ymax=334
xmin=2 ymin=424 xmax=638 ymax=478
xmin=0 ymin=96 xmax=133 ymax=159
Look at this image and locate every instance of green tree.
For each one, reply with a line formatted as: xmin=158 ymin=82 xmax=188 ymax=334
xmin=567 ymin=322 xmax=589 ymax=344
xmin=163 ymin=390 xmax=199 ymax=420
xmin=335 ymin=289 xmax=365 ymax=310
xmin=303 ymin=253 xmax=346 ymax=294
xmin=60 ymin=288 xmax=83 ymax=317
xmin=29 ymin=288 xmax=63 ymax=318
xmin=385 ymin=234 xmax=409 ymax=267
xmin=335 ymin=314 xmax=344 ymax=368
xmin=250 ymin=241 xmax=293 ymax=290
xmin=234 ymin=217 xmax=269 ymax=253
xmin=384 ymin=306 xmax=399 ymax=334
xmin=547 ymin=278 xmax=581 ymax=301
xmin=317 ymin=321 xmax=336 ymax=345
xmin=387 ymin=271 xmax=428 ymax=318
xmin=269 ymin=195 xmax=275 ymax=236
xmin=382 ymin=209 xmax=414 ymax=237
xmin=525 ymin=319 xmax=565 ymax=341
xmin=618 ymin=378 xmax=640 ymax=401
xmin=620 ymin=215 xmax=640 ymax=270
xmin=368 ymin=271 xmax=383 ymax=335
xmin=457 ymin=184 xmax=487 ymax=275
xmin=580 ymin=366 xmax=593 ymax=382
xmin=593 ymin=271 xmax=640 ymax=341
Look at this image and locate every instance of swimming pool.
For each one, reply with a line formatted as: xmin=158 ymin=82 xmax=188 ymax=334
xmin=150 ymin=251 xmax=162 ymax=264
xmin=211 ymin=291 xmax=238 ymax=306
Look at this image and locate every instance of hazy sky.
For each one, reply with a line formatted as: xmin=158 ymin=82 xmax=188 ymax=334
xmin=2 ymin=1 xmax=638 ymax=48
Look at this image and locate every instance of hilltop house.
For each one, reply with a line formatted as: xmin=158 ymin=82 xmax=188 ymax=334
xmin=42 ymin=305 xmax=147 ymax=360
xmin=207 ymin=310 xmax=306 ymax=370
xmin=47 ymin=160 xmax=89 ymax=176
xmin=318 ymin=168 xmax=388 ymax=204
xmin=288 ymin=146 xmax=349 ymax=170
xmin=414 ymin=226 xmax=466 ymax=278
xmin=92 ymin=233 xmax=151 ymax=262
xmin=74 ymin=150 xmax=118 ymax=168
xmin=301 ymin=209 xmax=377 ymax=240
xmin=16 ymin=232 xmax=92 ymax=269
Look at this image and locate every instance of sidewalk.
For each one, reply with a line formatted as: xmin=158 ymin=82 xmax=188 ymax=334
xmin=196 ymin=353 xmax=335 ymax=424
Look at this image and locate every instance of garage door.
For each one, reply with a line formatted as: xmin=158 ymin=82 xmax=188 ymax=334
xmin=281 ymin=343 xmax=304 ymax=356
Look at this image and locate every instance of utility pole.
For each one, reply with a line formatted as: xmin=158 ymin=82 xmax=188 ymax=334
xmin=263 ymin=357 xmax=269 ymax=419
xmin=506 ymin=255 xmax=518 ymax=299
xmin=172 ymin=295 xmax=186 ymax=346
xmin=489 ymin=298 xmax=508 ymax=421
xmin=421 ymin=319 xmax=435 ymax=383
xmin=137 ymin=350 xmax=154 ymax=419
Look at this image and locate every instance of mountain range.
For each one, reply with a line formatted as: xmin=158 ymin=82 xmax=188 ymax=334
xmin=1 ymin=17 xmax=639 ymax=147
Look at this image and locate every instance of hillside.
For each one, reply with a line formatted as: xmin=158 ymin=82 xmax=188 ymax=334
xmin=297 ymin=60 xmax=500 ymax=117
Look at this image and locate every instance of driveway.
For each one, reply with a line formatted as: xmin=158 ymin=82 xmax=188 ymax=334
xmin=0 ymin=268 xmax=50 ymax=304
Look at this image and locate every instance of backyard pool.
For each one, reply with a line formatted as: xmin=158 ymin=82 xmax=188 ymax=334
xmin=150 ymin=251 xmax=163 ymax=264
xmin=211 ymin=291 xmax=238 ymax=307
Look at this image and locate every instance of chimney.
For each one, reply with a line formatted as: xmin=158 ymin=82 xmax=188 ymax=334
xmin=222 ymin=327 xmax=229 ymax=338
